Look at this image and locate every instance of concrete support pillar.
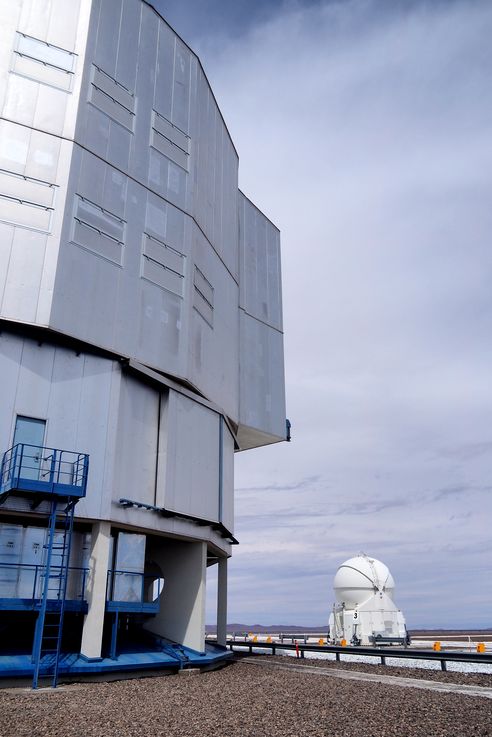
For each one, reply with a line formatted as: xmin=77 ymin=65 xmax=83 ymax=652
xmin=145 ymin=539 xmax=206 ymax=652
xmin=80 ymin=521 xmax=111 ymax=660
xmin=217 ymin=556 xmax=228 ymax=646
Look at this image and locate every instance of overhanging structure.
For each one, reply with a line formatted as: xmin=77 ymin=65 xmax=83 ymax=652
xmin=0 ymin=0 xmax=286 ymax=683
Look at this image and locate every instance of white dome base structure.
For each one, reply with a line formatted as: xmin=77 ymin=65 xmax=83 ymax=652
xmin=328 ymin=554 xmax=409 ymax=646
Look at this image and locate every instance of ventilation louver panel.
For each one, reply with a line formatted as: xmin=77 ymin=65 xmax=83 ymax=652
xmin=89 ymin=65 xmax=135 ymax=132
xmin=141 ymin=232 xmax=185 ymax=296
xmin=12 ymin=33 xmax=76 ymax=91
xmin=72 ymin=195 xmax=126 ymax=265
xmin=0 ymin=168 xmax=55 ymax=232
xmin=151 ymin=110 xmax=190 ymax=172
xmin=193 ymin=266 xmax=214 ymax=326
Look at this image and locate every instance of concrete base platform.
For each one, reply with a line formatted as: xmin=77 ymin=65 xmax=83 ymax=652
xmin=0 ymin=641 xmax=232 ymax=680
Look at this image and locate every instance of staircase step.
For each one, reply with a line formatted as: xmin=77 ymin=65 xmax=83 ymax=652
xmin=31 ymin=499 xmax=76 ymax=690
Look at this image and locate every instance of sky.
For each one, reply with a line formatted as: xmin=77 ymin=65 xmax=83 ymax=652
xmin=157 ymin=0 xmax=492 ymax=629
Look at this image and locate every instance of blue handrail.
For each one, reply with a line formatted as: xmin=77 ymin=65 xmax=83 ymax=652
xmin=0 ymin=444 xmax=89 ymax=498
xmin=106 ymin=569 xmax=164 ymax=604
xmin=0 ymin=561 xmax=89 ymax=602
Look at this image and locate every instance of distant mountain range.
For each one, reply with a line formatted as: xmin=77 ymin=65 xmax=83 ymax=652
xmin=205 ymin=624 xmax=329 ymax=634
xmin=205 ymin=624 xmax=492 ymax=635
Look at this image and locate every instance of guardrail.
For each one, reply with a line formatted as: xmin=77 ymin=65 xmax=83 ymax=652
xmin=210 ymin=639 xmax=492 ymax=671
xmin=227 ymin=632 xmax=329 ymax=644
xmin=0 ymin=561 xmax=88 ymax=602
xmin=106 ymin=569 xmax=164 ymax=609
xmin=0 ymin=443 xmax=89 ymax=498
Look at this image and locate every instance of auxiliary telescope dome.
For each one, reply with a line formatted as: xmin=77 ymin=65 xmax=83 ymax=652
xmin=333 ymin=554 xmax=395 ymax=608
xmin=329 ymin=553 xmax=407 ymax=646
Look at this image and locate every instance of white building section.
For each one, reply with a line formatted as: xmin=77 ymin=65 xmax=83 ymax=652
xmin=329 ymin=555 xmax=409 ymax=646
xmin=0 ymin=0 xmax=286 ymax=682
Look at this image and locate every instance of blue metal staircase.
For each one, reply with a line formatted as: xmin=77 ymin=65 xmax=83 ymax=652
xmin=0 ymin=442 xmax=89 ymax=689
xmin=31 ymin=499 xmax=76 ymax=688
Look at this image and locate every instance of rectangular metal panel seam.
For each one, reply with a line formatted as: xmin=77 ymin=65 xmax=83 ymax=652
xmin=126 ymin=359 xmax=239 ymax=448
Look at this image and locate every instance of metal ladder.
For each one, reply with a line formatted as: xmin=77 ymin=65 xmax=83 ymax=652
xmin=31 ymin=498 xmax=75 ymax=689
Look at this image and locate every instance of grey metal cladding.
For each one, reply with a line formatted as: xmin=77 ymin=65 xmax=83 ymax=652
xmin=0 ymin=0 xmax=284 ymax=443
xmin=239 ymin=311 xmax=286 ymax=441
xmin=76 ymin=0 xmax=239 ymax=274
xmin=239 ymin=192 xmax=282 ymax=332
xmin=171 ymin=41 xmax=191 ymax=134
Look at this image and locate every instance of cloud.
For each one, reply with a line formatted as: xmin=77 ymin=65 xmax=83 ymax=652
xmin=430 ymin=482 xmax=492 ymax=501
xmin=236 ymin=475 xmax=322 ymax=494
xmin=435 ymin=441 xmax=492 ymax=462
xmin=191 ymin=0 xmax=492 ymax=628
xmin=149 ymin=0 xmax=313 ymax=40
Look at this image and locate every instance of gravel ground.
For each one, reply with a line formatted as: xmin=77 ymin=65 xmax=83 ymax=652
xmin=1 ymin=657 xmax=492 ymax=737
xmin=266 ymin=653 xmax=492 ymax=687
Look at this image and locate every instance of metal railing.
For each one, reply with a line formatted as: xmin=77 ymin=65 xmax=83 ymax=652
xmin=106 ymin=569 xmax=164 ymax=606
xmin=0 ymin=561 xmax=88 ymax=603
xmin=215 ymin=639 xmax=492 ymax=671
xmin=226 ymin=632 xmax=329 ymax=644
xmin=0 ymin=444 xmax=89 ymax=498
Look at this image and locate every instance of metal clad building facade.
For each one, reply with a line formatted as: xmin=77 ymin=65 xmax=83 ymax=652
xmin=0 ymin=0 xmax=285 ymax=669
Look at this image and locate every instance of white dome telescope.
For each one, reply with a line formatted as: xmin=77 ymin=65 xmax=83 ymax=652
xmin=333 ymin=554 xmax=395 ymax=609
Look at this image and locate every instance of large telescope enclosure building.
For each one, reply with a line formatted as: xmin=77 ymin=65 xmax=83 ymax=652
xmin=0 ymin=0 xmax=286 ymax=684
